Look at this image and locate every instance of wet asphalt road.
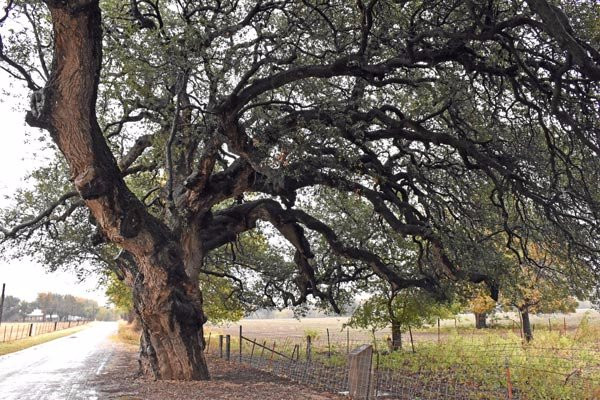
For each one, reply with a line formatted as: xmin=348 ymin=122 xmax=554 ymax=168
xmin=0 ymin=321 xmax=118 ymax=400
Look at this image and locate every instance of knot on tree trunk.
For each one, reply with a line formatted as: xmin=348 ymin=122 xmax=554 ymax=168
xmin=25 ymin=88 xmax=53 ymax=130
xmin=120 ymin=207 xmax=143 ymax=238
xmin=73 ymin=165 xmax=114 ymax=199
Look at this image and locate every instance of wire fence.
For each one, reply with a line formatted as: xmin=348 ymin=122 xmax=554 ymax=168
xmin=0 ymin=320 xmax=89 ymax=343
xmin=204 ymin=325 xmax=600 ymax=399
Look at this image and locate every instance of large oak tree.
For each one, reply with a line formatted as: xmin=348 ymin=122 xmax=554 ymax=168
xmin=1 ymin=0 xmax=599 ymax=380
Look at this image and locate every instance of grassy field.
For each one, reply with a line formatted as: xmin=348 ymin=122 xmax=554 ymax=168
xmin=205 ymin=310 xmax=600 ymax=399
xmin=208 ymin=308 xmax=600 ymax=342
xmin=0 ymin=323 xmax=90 ymax=356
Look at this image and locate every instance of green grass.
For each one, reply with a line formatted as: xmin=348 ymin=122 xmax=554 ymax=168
xmin=224 ymin=315 xmax=600 ymax=399
xmin=314 ymin=318 xmax=600 ymax=399
xmin=0 ymin=324 xmax=90 ymax=356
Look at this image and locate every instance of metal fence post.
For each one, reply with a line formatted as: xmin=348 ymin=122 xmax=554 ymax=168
xmin=219 ymin=334 xmax=224 ymax=358
xmin=347 ymin=328 xmax=350 ymax=355
xmin=225 ymin=334 xmax=231 ymax=361
xmin=505 ymin=357 xmax=513 ymax=399
xmin=327 ymin=328 xmax=331 ymax=358
xmin=269 ymin=341 xmax=276 ymax=369
xmin=250 ymin=338 xmax=256 ymax=363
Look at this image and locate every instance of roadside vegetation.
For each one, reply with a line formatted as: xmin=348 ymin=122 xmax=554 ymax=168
xmin=368 ymin=321 xmax=598 ymax=399
xmin=0 ymin=324 xmax=90 ymax=356
xmin=113 ymin=321 xmax=141 ymax=347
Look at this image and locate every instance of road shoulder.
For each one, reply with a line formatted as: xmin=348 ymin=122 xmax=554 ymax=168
xmin=94 ymin=344 xmax=344 ymax=399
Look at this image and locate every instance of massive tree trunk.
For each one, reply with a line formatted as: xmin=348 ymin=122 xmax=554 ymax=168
xmin=474 ymin=312 xmax=487 ymax=329
xmin=25 ymin=0 xmax=209 ymax=380
xmin=521 ymin=309 xmax=533 ymax=342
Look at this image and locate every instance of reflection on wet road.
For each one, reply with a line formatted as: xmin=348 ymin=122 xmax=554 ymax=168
xmin=0 ymin=322 xmax=118 ymax=400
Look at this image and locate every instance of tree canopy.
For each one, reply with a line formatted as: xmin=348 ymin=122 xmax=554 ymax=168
xmin=0 ymin=0 xmax=599 ymax=380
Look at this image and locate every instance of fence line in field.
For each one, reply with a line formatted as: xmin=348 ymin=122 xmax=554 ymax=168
xmin=204 ymin=325 xmax=599 ymax=399
xmin=0 ymin=320 xmax=89 ymax=343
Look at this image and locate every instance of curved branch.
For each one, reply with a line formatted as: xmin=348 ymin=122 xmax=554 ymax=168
xmin=0 ymin=191 xmax=78 ymax=239
xmin=526 ymin=0 xmax=600 ymax=80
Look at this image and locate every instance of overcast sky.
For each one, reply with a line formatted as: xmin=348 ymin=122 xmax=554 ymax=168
xmin=0 ymin=74 xmax=107 ymax=304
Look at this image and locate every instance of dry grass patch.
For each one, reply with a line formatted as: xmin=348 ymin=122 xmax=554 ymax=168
xmin=112 ymin=320 xmax=141 ymax=347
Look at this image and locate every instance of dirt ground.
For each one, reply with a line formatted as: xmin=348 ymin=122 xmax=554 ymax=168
xmin=94 ymin=344 xmax=346 ymax=399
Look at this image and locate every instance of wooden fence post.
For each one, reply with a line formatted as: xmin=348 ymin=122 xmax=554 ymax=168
xmin=0 ymin=283 xmax=5 ymax=326
xmin=348 ymin=344 xmax=373 ymax=400
xmin=306 ymin=335 xmax=312 ymax=362
xmin=206 ymin=332 xmax=211 ymax=353
xmin=437 ymin=318 xmax=440 ymax=343
xmin=28 ymin=323 xmax=33 ymax=337
xmin=327 ymin=328 xmax=331 ymax=358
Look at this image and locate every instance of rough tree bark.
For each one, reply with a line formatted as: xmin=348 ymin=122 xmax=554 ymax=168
xmin=25 ymin=0 xmax=209 ymax=380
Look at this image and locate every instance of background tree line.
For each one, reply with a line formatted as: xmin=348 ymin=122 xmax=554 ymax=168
xmin=1 ymin=292 xmax=118 ymax=322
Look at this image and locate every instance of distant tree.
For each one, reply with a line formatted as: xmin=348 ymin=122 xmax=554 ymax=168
xmin=105 ymin=272 xmax=135 ymax=321
xmin=33 ymin=292 xmax=99 ymax=321
xmin=501 ymin=266 xmax=578 ymax=342
xmin=468 ymin=290 xmax=497 ymax=329
xmin=1 ymin=295 xmax=28 ymax=321
xmin=345 ymin=283 xmax=455 ymax=351
xmin=95 ymin=306 xmax=120 ymax=321
xmin=34 ymin=292 xmax=58 ymax=320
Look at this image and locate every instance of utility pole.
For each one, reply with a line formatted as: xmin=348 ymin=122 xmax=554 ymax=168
xmin=0 ymin=283 xmax=6 ymax=326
